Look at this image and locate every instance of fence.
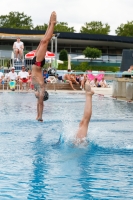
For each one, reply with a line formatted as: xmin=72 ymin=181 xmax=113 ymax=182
xmin=0 ymin=50 xmax=33 ymax=73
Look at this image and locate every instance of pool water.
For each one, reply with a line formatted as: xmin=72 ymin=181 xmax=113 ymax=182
xmin=0 ymin=92 xmax=133 ymax=200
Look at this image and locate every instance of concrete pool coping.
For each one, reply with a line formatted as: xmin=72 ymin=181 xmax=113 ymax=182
xmin=0 ymin=87 xmax=133 ymax=103
xmin=0 ymin=86 xmax=112 ymax=95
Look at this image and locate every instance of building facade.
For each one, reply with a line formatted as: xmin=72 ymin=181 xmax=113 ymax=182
xmin=0 ymin=27 xmax=133 ymax=61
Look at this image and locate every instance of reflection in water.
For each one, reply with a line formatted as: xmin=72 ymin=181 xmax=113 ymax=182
xmin=28 ymin=134 xmax=47 ymax=200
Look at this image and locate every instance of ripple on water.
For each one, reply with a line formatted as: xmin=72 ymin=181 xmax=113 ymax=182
xmin=0 ymin=92 xmax=133 ymax=200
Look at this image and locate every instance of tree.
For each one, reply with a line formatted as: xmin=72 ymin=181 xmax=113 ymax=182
xmin=115 ymin=21 xmax=133 ymax=36
xmin=59 ymin=49 xmax=68 ymax=61
xmin=33 ymin=22 xmax=75 ymax=32
xmin=54 ymin=22 xmax=75 ymax=32
xmin=80 ymin=21 xmax=110 ymax=35
xmin=0 ymin=11 xmax=33 ymax=29
xmin=83 ymin=47 xmax=102 ymax=61
xmin=34 ymin=23 xmax=48 ymax=30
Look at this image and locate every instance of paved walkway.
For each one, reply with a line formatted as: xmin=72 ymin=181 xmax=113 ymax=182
xmin=1 ymin=87 xmax=133 ymax=103
xmin=48 ymin=86 xmax=113 ymax=98
xmin=0 ymin=87 xmax=113 ymax=96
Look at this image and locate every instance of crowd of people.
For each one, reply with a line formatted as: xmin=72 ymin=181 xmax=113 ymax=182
xmin=0 ymin=65 xmax=109 ymax=92
xmin=55 ymin=70 xmax=109 ymax=90
xmin=0 ymin=66 xmax=32 ymax=91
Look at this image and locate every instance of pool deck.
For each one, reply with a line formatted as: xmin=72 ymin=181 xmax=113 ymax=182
xmin=49 ymin=87 xmax=113 ymax=97
xmin=0 ymin=85 xmax=132 ymax=103
xmin=0 ymin=85 xmax=112 ymax=96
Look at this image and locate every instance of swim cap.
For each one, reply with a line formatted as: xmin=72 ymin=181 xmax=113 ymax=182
xmin=43 ymin=91 xmax=49 ymax=101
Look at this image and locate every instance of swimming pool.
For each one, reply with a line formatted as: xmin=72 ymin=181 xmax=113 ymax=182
xmin=0 ymin=92 xmax=133 ymax=200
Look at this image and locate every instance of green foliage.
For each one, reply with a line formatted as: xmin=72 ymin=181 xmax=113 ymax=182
xmin=86 ymin=65 xmax=119 ymax=72
xmin=54 ymin=22 xmax=75 ymax=32
xmin=33 ymin=23 xmax=48 ymax=30
xmin=58 ymin=61 xmax=68 ymax=70
xmin=33 ymin=22 xmax=75 ymax=32
xmin=59 ymin=49 xmax=68 ymax=61
xmin=0 ymin=11 xmax=33 ymax=29
xmin=73 ymin=62 xmax=89 ymax=71
xmin=80 ymin=21 xmax=110 ymax=35
xmin=83 ymin=47 xmax=102 ymax=60
xmin=58 ymin=62 xmax=119 ymax=72
xmin=115 ymin=21 xmax=133 ymax=36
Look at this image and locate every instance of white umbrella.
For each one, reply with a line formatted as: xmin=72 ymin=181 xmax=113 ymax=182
xmin=72 ymin=55 xmax=88 ymax=60
xmin=47 ymin=58 xmax=64 ymax=64
xmin=57 ymin=59 xmax=64 ymax=64
xmin=25 ymin=50 xmax=55 ymax=59
xmin=68 ymin=54 xmax=71 ymax=70
xmin=72 ymin=55 xmax=102 ymax=60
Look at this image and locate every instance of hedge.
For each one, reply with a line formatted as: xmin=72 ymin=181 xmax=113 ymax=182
xmin=58 ymin=61 xmax=120 ymax=72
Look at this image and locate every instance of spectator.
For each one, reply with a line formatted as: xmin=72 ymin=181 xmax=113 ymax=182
xmin=76 ymin=74 xmax=80 ymax=83
xmin=48 ymin=66 xmax=56 ymax=76
xmin=62 ymin=72 xmax=77 ymax=90
xmin=99 ymin=77 xmax=108 ymax=88
xmin=28 ymin=70 xmax=34 ymax=90
xmin=70 ymin=73 xmax=79 ymax=85
xmin=128 ymin=65 xmax=133 ymax=72
xmin=7 ymin=67 xmax=18 ymax=90
xmin=18 ymin=66 xmax=31 ymax=90
xmin=13 ymin=37 xmax=24 ymax=62
xmin=4 ymin=73 xmax=9 ymax=82
xmin=90 ymin=78 xmax=100 ymax=87
xmin=79 ymin=74 xmax=87 ymax=90
xmin=0 ymin=71 xmax=4 ymax=83
xmin=8 ymin=67 xmax=18 ymax=82
xmin=43 ymin=70 xmax=49 ymax=83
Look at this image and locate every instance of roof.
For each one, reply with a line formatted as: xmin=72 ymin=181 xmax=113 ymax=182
xmin=0 ymin=27 xmax=133 ymax=44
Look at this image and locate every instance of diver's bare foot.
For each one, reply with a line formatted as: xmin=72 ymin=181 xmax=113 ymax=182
xmin=49 ymin=11 xmax=57 ymax=25
xmin=85 ymin=81 xmax=94 ymax=95
xmin=36 ymin=116 xmax=39 ymax=120
xmin=85 ymin=81 xmax=91 ymax=92
xmin=86 ymin=90 xmax=94 ymax=96
xmin=38 ymin=118 xmax=43 ymax=122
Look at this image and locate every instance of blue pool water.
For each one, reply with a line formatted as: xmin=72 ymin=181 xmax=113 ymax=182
xmin=0 ymin=92 xmax=133 ymax=200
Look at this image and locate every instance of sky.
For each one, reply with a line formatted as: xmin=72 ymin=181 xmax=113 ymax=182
xmin=1 ymin=0 xmax=133 ymax=35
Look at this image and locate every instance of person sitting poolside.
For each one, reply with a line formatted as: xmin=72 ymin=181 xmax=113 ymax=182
xmin=79 ymin=74 xmax=87 ymax=90
xmin=7 ymin=67 xmax=18 ymax=90
xmin=69 ymin=73 xmax=79 ymax=85
xmin=61 ymin=70 xmax=78 ymax=90
xmin=4 ymin=73 xmax=9 ymax=82
xmin=127 ymin=65 xmax=133 ymax=78
xmin=90 ymin=78 xmax=100 ymax=87
xmin=8 ymin=67 xmax=18 ymax=81
xmin=43 ymin=69 xmax=49 ymax=83
xmin=99 ymin=77 xmax=108 ymax=88
xmin=0 ymin=71 xmax=4 ymax=84
xmin=128 ymin=65 xmax=133 ymax=72
xmin=28 ymin=70 xmax=34 ymax=90
xmin=18 ymin=66 xmax=31 ymax=90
